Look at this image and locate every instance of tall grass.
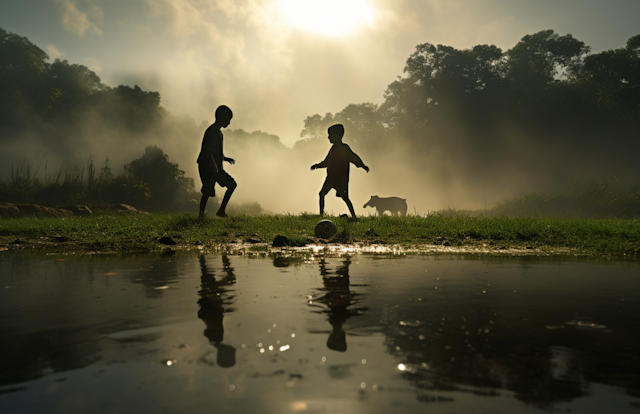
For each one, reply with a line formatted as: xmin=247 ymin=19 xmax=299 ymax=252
xmin=0 ymin=157 xmax=269 ymax=214
xmin=486 ymin=180 xmax=640 ymax=218
xmin=3 ymin=158 xmax=640 ymax=220
xmin=422 ymin=180 xmax=640 ymax=219
xmin=1 ymin=156 xmax=95 ymax=205
xmin=0 ymin=157 xmax=177 ymax=210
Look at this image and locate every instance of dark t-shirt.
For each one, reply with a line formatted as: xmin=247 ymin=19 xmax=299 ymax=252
xmin=197 ymin=125 xmax=223 ymax=171
xmin=320 ymin=142 xmax=364 ymax=197
xmin=324 ymin=143 xmax=365 ymax=187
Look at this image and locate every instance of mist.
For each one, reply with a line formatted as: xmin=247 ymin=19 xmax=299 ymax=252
xmin=1 ymin=25 xmax=639 ymax=215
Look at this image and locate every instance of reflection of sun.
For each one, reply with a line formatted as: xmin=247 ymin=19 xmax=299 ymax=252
xmin=279 ymin=0 xmax=374 ymax=36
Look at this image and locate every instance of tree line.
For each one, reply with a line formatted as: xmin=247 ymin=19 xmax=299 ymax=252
xmin=1 ymin=26 xmax=639 ymax=212
xmin=297 ymin=30 xmax=640 ymax=198
xmin=0 ymin=27 xmax=163 ymax=133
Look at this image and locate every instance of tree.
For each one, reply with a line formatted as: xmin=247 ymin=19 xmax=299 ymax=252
xmin=300 ymin=113 xmax=335 ymax=140
xmin=0 ymin=26 xmax=166 ymax=138
xmin=506 ymin=30 xmax=590 ymax=90
xmin=0 ymin=27 xmax=50 ymax=126
xmin=125 ymin=145 xmax=195 ymax=211
xmin=573 ymin=35 xmax=640 ymax=120
xmin=382 ymin=41 xmax=507 ymax=140
xmin=45 ymin=59 xmax=106 ymax=121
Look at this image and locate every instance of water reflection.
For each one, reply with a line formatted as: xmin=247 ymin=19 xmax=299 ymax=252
xmin=197 ymin=255 xmax=237 ymax=367
xmin=126 ymin=251 xmax=181 ymax=298
xmin=2 ymin=253 xmax=640 ymax=413
xmin=363 ymin=257 xmax=638 ymax=409
xmin=307 ymin=256 xmax=368 ymax=352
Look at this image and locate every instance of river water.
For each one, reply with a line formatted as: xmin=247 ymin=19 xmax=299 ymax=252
xmin=1 ymin=251 xmax=639 ymax=413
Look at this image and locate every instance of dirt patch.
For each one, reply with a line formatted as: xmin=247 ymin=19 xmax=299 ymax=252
xmin=91 ymin=204 xmax=149 ymax=215
xmin=0 ymin=203 xmax=147 ymax=218
xmin=0 ymin=203 xmax=74 ymax=218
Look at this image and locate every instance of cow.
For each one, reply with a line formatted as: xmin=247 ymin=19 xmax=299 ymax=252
xmin=363 ymin=196 xmax=408 ymax=216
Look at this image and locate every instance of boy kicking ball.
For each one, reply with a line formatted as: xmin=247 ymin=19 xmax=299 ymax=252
xmin=311 ymin=124 xmax=369 ymax=218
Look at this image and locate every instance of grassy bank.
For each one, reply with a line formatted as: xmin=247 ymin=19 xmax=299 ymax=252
xmin=1 ymin=213 xmax=639 ymax=257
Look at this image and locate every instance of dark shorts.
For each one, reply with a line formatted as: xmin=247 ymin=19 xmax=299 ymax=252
xmin=321 ymin=177 xmax=349 ymax=199
xmin=198 ymin=163 xmax=234 ymax=196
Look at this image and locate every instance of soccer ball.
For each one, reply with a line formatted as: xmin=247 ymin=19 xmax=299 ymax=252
xmin=315 ymin=219 xmax=337 ymax=239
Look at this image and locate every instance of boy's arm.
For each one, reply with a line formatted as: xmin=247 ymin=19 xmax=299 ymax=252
xmin=222 ymin=145 xmax=235 ymax=165
xmin=311 ymin=153 xmax=330 ymax=170
xmin=349 ymin=150 xmax=369 ymax=172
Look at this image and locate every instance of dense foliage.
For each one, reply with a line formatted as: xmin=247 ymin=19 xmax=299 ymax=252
xmin=0 ymin=27 xmax=163 ymax=133
xmin=124 ymin=145 xmax=195 ymax=211
xmin=0 ymin=147 xmax=197 ymax=212
xmin=298 ymin=30 xmax=640 ymax=195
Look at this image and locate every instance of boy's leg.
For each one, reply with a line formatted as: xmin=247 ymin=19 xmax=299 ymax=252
xmin=217 ymin=179 xmax=237 ymax=218
xmin=319 ymin=181 xmax=331 ymax=215
xmin=214 ymin=171 xmax=236 ymax=218
xmin=343 ymin=196 xmax=356 ymax=218
xmin=336 ymin=185 xmax=356 ymax=218
xmin=199 ymin=194 xmax=209 ymax=219
xmin=199 ymin=177 xmax=215 ymax=219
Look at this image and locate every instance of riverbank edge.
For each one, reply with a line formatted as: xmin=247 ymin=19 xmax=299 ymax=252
xmin=1 ymin=214 xmax=638 ymax=259
xmin=0 ymin=236 xmax=629 ymax=261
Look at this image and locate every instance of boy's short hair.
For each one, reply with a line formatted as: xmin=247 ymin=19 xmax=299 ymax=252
xmin=215 ymin=105 xmax=233 ymax=120
xmin=328 ymin=124 xmax=344 ymax=139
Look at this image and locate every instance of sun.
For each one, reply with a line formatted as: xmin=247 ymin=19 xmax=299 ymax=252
xmin=279 ymin=0 xmax=374 ymax=36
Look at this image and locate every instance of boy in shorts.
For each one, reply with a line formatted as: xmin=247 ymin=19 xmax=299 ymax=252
xmin=198 ymin=105 xmax=237 ymax=219
xmin=311 ymin=124 xmax=369 ymax=218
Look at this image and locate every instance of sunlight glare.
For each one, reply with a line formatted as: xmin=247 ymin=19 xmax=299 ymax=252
xmin=280 ymin=0 xmax=374 ymax=36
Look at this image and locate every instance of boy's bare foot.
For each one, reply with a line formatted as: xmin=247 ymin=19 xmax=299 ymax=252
xmin=216 ymin=211 xmax=228 ymax=218
xmin=198 ymin=213 xmax=205 ymax=220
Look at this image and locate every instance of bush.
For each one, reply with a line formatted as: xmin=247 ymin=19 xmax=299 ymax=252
xmin=124 ymin=145 xmax=196 ymax=211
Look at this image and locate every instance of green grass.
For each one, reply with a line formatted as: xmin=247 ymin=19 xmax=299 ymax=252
xmin=1 ymin=213 xmax=639 ymax=257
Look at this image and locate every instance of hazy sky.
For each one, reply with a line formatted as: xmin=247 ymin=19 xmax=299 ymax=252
xmin=1 ymin=0 xmax=639 ymax=147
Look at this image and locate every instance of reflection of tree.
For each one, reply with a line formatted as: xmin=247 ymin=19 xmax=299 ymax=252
xmin=380 ymin=292 xmax=612 ymax=408
xmin=308 ymin=257 xmax=368 ymax=352
xmin=197 ymin=255 xmax=236 ymax=367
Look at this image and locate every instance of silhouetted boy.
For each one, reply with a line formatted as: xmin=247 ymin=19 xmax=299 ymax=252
xmin=198 ymin=105 xmax=237 ymax=218
xmin=311 ymin=124 xmax=369 ymax=218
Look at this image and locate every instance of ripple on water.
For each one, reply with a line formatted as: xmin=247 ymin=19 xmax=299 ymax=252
xmin=565 ymin=320 xmax=610 ymax=332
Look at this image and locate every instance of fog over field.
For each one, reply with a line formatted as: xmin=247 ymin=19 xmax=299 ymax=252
xmin=1 ymin=1 xmax=639 ymax=214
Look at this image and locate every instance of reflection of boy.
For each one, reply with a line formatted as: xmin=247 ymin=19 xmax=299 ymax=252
xmin=313 ymin=257 xmax=367 ymax=352
xmin=197 ymin=105 xmax=237 ymax=219
xmin=311 ymin=124 xmax=369 ymax=218
xmin=197 ymin=255 xmax=237 ymax=367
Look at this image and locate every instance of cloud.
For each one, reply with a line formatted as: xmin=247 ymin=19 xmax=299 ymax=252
xmin=145 ymin=0 xmax=222 ymax=40
xmin=84 ymin=57 xmax=102 ymax=73
xmin=142 ymin=0 xmax=299 ymax=131
xmin=59 ymin=0 xmax=103 ymax=37
xmin=46 ymin=44 xmax=64 ymax=59
xmin=135 ymin=0 xmax=640 ymax=150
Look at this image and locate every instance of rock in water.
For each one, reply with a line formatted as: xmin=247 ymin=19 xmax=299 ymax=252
xmin=314 ymin=219 xmax=337 ymax=239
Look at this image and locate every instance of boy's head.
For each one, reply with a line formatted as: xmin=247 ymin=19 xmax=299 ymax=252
xmin=215 ymin=105 xmax=233 ymax=127
xmin=327 ymin=124 xmax=344 ymax=143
